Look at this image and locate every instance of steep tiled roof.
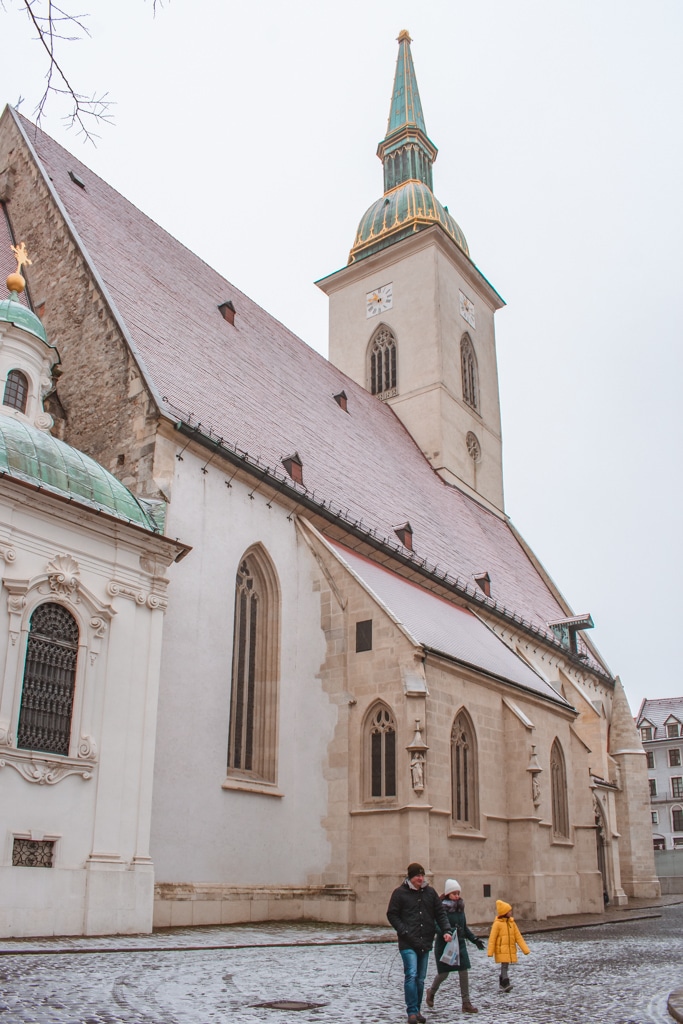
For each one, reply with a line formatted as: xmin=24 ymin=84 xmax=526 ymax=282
xmin=328 ymin=540 xmax=569 ymax=705
xmin=10 ymin=110 xmax=607 ymax=678
xmin=637 ymin=697 xmax=683 ymax=737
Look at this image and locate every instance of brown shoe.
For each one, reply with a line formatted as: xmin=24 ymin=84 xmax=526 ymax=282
xmin=425 ymin=989 xmax=435 ymax=1008
xmin=462 ymin=1001 xmax=478 ymax=1013
xmin=408 ymin=1017 xmax=418 ymax=1024
xmin=416 ymin=1015 xmax=427 ymax=1023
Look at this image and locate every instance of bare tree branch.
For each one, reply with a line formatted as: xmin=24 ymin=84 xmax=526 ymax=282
xmin=7 ymin=0 xmax=163 ymax=143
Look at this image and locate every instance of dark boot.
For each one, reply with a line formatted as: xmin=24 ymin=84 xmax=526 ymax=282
xmin=462 ymin=1000 xmax=478 ymax=1013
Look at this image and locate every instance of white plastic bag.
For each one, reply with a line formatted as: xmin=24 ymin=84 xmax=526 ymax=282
xmin=440 ymin=936 xmax=460 ymax=967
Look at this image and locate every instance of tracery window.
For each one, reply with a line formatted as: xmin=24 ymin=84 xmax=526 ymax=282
xmin=17 ymin=603 xmax=79 ymax=756
xmin=550 ymin=738 xmax=569 ymax=838
xmin=3 ymin=369 xmax=28 ymax=413
xmin=451 ymin=709 xmax=479 ymax=828
xmin=227 ymin=548 xmax=280 ymax=784
xmin=365 ymin=702 xmax=397 ymax=800
xmin=369 ymin=324 xmax=397 ymax=398
xmin=460 ymin=334 xmax=479 ymax=411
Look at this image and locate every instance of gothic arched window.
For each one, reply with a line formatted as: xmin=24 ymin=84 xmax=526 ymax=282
xmin=17 ymin=603 xmax=79 ymax=756
xmin=227 ymin=549 xmax=280 ymax=783
xmin=3 ymin=369 xmax=28 ymax=413
xmin=451 ymin=709 xmax=479 ymax=828
xmin=551 ymin=738 xmax=569 ymax=838
xmin=369 ymin=325 xmax=397 ymax=398
xmin=460 ymin=334 xmax=479 ymax=411
xmin=365 ymin=702 xmax=397 ymax=800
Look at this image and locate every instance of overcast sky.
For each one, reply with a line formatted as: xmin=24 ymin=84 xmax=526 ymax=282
xmin=2 ymin=0 xmax=682 ymax=715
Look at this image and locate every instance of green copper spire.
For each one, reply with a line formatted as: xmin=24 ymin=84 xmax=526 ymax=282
xmin=378 ymin=31 xmax=438 ymax=194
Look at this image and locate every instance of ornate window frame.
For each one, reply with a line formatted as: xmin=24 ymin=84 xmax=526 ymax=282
xmin=450 ymin=707 xmax=480 ymax=831
xmin=368 ymin=324 xmax=398 ymax=400
xmin=0 ymin=553 xmax=114 ymax=785
xmin=224 ymin=544 xmax=281 ymax=795
xmin=460 ymin=333 xmax=479 ymax=412
xmin=362 ymin=700 xmax=397 ymax=804
xmin=550 ymin=737 xmax=570 ymax=839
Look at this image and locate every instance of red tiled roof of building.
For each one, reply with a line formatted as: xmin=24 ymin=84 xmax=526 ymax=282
xmin=11 ymin=110 xmax=608 ymax=678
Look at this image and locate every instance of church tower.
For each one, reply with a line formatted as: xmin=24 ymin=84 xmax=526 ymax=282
xmin=318 ymin=31 xmax=506 ymax=514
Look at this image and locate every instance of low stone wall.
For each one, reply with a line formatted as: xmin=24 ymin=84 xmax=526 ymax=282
xmin=153 ymin=884 xmax=356 ymax=928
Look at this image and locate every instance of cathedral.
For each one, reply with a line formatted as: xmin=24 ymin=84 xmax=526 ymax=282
xmin=0 ymin=33 xmax=658 ymax=937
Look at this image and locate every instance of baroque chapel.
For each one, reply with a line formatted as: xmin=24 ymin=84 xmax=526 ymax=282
xmin=0 ymin=33 xmax=658 ymax=936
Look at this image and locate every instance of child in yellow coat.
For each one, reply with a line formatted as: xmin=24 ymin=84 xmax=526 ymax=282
xmin=487 ymin=900 xmax=530 ymax=992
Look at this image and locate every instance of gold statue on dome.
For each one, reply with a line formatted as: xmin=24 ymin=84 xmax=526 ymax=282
xmin=10 ymin=242 xmax=32 ymax=274
xmin=6 ymin=241 xmax=31 ymax=295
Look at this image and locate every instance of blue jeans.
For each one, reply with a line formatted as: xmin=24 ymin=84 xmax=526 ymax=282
xmin=399 ymin=947 xmax=430 ymax=1016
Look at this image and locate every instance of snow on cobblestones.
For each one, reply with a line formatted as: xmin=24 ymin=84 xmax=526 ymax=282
xmin=0 ymin=906 xmax=680 ymax=1023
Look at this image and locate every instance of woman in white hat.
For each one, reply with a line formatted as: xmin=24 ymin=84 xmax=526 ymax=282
xmin=425 ymin=879 xmax=484 ymax=1014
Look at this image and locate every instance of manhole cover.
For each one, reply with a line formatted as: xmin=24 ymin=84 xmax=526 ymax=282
xmin=251 ymin=1000 xmax=328 ymax=1011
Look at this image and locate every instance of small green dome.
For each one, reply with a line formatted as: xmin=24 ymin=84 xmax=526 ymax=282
xmin=349 ymin=181 xmax=469 ymax=264
xmin=0 ymin=295 xmax=51 ymax=346
xmin=0 ymin=417 xmax=164 ymax=532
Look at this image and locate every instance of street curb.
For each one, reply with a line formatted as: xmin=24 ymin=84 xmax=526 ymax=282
xmin=669 ymin=987 xmax=683 ymax=1023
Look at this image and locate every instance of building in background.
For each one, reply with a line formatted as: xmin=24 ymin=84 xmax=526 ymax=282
xmin=0 ymin=33 xmax=659 ymax=937
xmin=637 ymin=697 xmax=683 ymax=851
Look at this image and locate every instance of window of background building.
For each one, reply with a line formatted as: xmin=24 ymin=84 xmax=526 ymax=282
xmin=641 ymin=726 xmax=652 ymax=742
xmin=672 ymin=807 xmax=683 ymax=832
xmin=671 ymin=777 xmax=683 ymax=800
xmin=647 ymin=750 xmax=655 ymax=769
xmin=669 ymin=749 xmax=681 ymax=768
xmin=649 ymin=779 xmax=657 ymax=797
xmin=667 ymin=722 xmax=680 ymax=738
xmin=651 ymin=810 xmax=659 ymax=824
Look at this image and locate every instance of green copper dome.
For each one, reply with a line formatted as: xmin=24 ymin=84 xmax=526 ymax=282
xmin=349 ymin=180 xmax=469 ymax=264
xmin=0 ymin=417 xmax=164 ymax=532
xmin=0 ymin=294 xmax=51 ymax=346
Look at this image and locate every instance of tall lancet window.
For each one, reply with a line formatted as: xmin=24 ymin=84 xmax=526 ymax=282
xmin=451 ymin=709 xmax=479 ymax=828
xmin=17 ymin=603 xmax=79 ymax=756
xmin=369 ymin=325 xmax=397 ymax=398
xmin=365 ymin=702 xmax=397 ymax=800
xmin=550 ymin=738 xmax=569 ymax=838
xmin=3 ymin=369 xmax=28 ymax=413
xmin=460 ymin=334 xmax=479 ymax=411
xmin=227 ymin=549 xmax=280 ymax=783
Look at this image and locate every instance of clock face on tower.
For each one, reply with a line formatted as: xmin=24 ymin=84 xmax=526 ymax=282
xmin=366 ymin=282 xmax=393 ymax=318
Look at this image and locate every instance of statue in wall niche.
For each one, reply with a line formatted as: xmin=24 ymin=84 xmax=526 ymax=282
xmin=532 ymin=774 xmax=541 ymax=807
xmin=410 ymin=752 xmax=425 ymax=792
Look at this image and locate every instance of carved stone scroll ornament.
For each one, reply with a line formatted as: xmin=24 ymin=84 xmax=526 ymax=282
xmin=0 ymin=720 xmax=13 ymax=746
xmin=107 ymin=580 xmax=146 ymax=604
xmin=0 ymin=544 xmax=16 ymax=563
xmin=46 ymin=554 xmax=81 ymax=596
xmin=0 ymin=750 xmax=94 ymax=784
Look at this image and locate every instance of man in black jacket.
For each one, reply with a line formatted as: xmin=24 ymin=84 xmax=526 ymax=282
xmin=387 ymin=863 xmax=453 ymax=1024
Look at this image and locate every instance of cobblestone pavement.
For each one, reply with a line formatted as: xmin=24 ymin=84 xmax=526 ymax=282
xmin=0 ymin=905 xmax=681 ymax=1024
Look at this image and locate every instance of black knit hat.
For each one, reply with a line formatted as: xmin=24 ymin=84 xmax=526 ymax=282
xmin=407 ymin=863 xmax=426 ymax=878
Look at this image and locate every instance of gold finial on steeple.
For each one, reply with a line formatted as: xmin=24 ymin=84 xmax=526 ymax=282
xmin=7 ymin=241 xmax=31 ymax=295
xmin=397 ymin=29 xmax=412 ymax=43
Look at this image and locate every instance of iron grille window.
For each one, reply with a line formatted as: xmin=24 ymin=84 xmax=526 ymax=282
xmin=369 ymin=325 xmax=397 ymax=397
xmin=3 ymin=369 xmax=28 ymax=413
xmin=368 ymin=705 xmax=396 ymax=798
xmin=17 ymin=603 xmax=79 ymax=756
xmin=550 ymin=739 xmax=569 ymax=838
xmin=12 ymin=838 xmax=54 ymax=868
xmin=460 ymin=334 xmax=479 ymax=411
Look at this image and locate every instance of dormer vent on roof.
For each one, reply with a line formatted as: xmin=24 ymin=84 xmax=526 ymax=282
xmin=474 ymin=571 xmax=491 ymax=597
xmin=282 ymin=452 xmax=303 ymax=485
xmin=547 ymin=613 xmax=594 ymax=654
xmin=334 ymin=391 xmax=348 ymax=412
xmin=218 ymin=300 xmax=236 ymax=325
xmin=68 ymin=170 xmax=86 ymax=189
xmin=394 ymin=522 xmax=413 ymax=550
